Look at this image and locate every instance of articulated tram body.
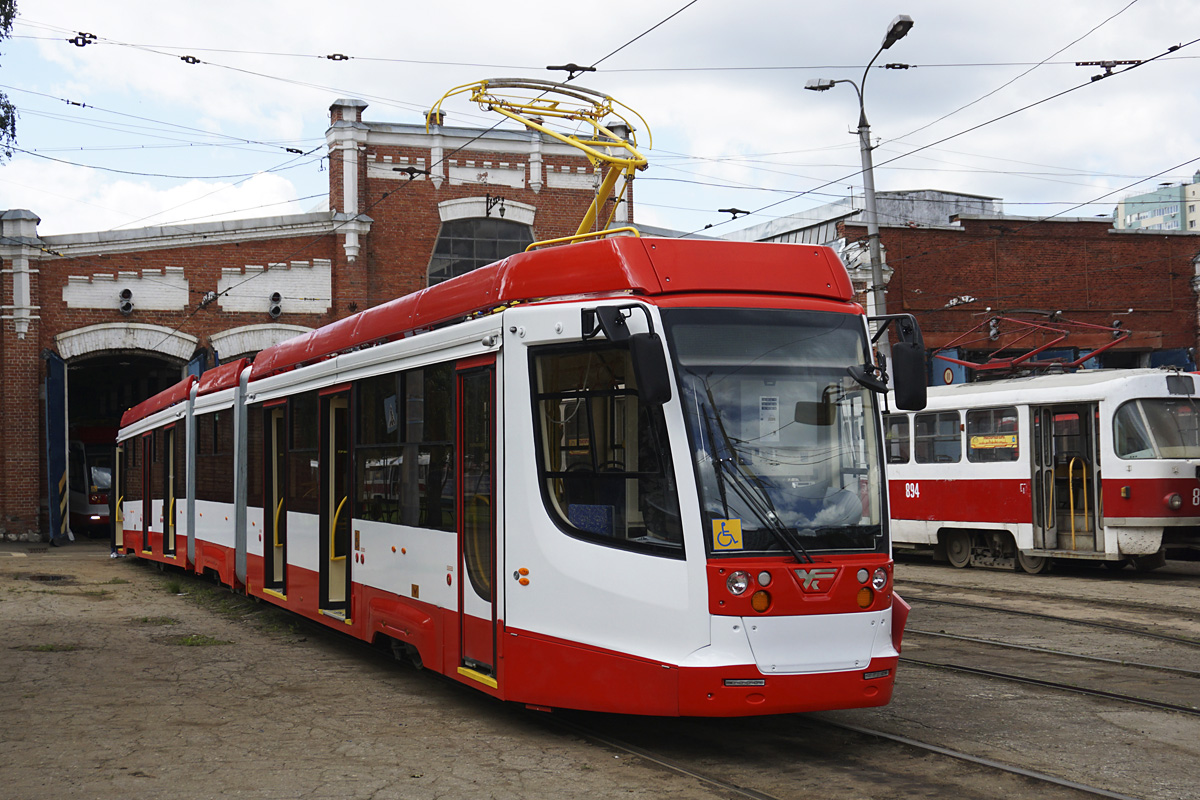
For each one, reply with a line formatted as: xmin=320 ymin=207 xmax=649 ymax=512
xmin=117 ymin=236 xmax=916 ymax=716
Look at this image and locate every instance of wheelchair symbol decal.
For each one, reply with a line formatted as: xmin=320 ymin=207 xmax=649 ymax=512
xmin=712 ymin=519 xmax=743 ymax=551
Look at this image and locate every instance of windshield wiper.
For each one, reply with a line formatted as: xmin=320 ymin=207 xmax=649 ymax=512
xmin=698 ymin=378 xmax=814 ymax=563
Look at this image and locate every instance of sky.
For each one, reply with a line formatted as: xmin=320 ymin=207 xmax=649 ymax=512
xmin=1 ymin=0 xmax=1198 ymax=239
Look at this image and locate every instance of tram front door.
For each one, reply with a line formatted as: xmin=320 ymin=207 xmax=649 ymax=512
xmin=457 ymin=361 xmax=497 ymax=686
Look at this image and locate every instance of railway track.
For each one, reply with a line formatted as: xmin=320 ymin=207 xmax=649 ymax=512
xmin=540 ymin=712 xmax=1146 ymax=800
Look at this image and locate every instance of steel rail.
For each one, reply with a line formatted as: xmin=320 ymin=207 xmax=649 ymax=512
xmin=904 ymin=594 xmax=1200 ymax=646
xmin=907 ymin=627 xmax=1200 ymax=677
xmin=901 ymin=657 xmax=1200 ymax=716
xmin=823 ymin=720 xmax=1147 ymax=800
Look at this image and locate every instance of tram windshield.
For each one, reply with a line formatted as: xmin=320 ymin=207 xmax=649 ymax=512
xmin=665 ymin=308 xmax=885 ymax=557
xmin=1113 ymin=398 xmax=1200 ymax=459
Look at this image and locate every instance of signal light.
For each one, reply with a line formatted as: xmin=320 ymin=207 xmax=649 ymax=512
xmin=857 ymin=587 xmax=874 ymax=608
xmin=118 ymin=288 xmax=133 ymax=316
xmin=1165 ymin=493 xmax=1183 ymax=510
xmin=750 ymin=590 xmax=771 ymax=613
xmin=268 ymin=291 xmax=282 ymax=319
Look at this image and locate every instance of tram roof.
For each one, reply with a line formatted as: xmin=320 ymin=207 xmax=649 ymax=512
xmin=911 ymin=368 xmax=1194 ymax=409
xmin=119 ymin=374 xmax=195 ymax=430
xmin=249 ymin=236 xmax=854 ymax=380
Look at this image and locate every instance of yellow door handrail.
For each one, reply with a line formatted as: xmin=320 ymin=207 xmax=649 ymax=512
xmin=330 ymin=496 xmax=348 ymax=561
xmin=273 ymin=498 xmax=285 ymax=547
xmin=115 ymin=494 xmax=123 ymax=524
xmin=1067 ymin=457 xmax=1090 ymax=550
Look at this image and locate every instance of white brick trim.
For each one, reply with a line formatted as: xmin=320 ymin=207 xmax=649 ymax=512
xmin=56 ymin=323 xmax=199 ymax=362
xmin=437 ymin=197 xmax=536 ymax=226
xmin=209 ymin=324 xmax=313 ymax=360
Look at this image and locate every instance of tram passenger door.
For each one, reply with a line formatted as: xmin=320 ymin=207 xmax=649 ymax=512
xmin=112 ymin=443 xmax=124 ymax=553
xmin=264 ymin=406 xmax=287 ymax=593
xmin=141 ymin=433 xmax=153 ymax=554
xmin=1034 ymin=405 xmax=1099 ymax=552
xmin=319 ymin=393 xmax=352 ymax=615
xmin=163 ymin=426 xmax=177 ymax=557
xmin=457 ymin=362 xmax=496 ymax=684
xmin=1032 ymin=409 xmax=1057 ymax=550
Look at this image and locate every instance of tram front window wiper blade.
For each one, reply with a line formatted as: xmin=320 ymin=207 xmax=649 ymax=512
xmin=696 ymin=376 xmax=813 ymax=563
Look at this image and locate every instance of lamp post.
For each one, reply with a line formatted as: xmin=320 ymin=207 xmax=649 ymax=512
xmin=806 ymin=14 xmax=913 ymax=364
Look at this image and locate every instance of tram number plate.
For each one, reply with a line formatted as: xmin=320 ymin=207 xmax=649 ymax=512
xmin=904 ymin=482 xmax=920 ymax=499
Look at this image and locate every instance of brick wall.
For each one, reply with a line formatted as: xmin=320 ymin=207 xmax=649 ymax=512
xmin=842 ymin=217 xmax=1200 ymax=357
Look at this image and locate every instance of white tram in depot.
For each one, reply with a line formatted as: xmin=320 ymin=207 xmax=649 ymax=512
xmin=114 ymin=235 xmax=929 ymax=717
xmin=885 ymin=369 xmax=1200 ymax=573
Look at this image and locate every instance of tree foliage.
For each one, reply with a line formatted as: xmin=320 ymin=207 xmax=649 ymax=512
xmin=0 ymin=1 xmax=16 ymax=161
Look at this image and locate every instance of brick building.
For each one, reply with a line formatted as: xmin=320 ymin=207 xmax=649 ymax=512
xmin=0 ymin=99 xmax=621 ymax=540
xmin=731 ymin=190 xmax=1200 ymax=380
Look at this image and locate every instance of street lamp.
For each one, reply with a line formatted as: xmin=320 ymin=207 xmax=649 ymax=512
xmin=806 ymin=14 xmax=914 ymax=364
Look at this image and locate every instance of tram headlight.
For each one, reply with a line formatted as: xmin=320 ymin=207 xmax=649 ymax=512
xmin=1165 ymin=493 xmax=1183 ymax=510
xmin=757 ymin=571 xmax=772 ymax=587
xmin=727 ymin=571 xmax=751 ymax=595
xmin=872 ymin=568 xmax=888 ymax=591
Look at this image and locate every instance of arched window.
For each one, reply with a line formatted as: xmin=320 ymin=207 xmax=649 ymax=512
xmin=427 ymin=218 xmax=533 ymax=286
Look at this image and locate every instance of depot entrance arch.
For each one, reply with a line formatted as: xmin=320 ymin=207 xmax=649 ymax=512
xmin=50 ymin=324 xmax=198 ymax=542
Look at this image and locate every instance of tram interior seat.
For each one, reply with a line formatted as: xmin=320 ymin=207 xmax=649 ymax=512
xmin=568 ymin=503 xmax=615 ymax=536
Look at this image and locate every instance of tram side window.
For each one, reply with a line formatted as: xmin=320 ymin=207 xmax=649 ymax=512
xmin=406 ymin=364 xmax=455 ymax=531
xmin=914 ymin=411 xmax=961 ymax=463
xmin=884 ymin=414 xmax=910 ymax=464
xmin=353 ymin=367 xmax=456 ymax=531
xmin=967 ymin=407 xmax=1019 ymax=462
xmin=149 ymin=429 xmax=163 ymax=500
xmin=124 ymin=438 xmax=142 ymax=504
xmin=288 ymin=393 xmax=319 ymax=515
xmin=531 ymin=343 xmax=684 ymax=558
xmin=196 ymin=412 xmax=234 ymax=504
xmin=355 ymin=372 xmax=403 ymax=525
xmin=247 ymin=407 xmax=262 ymax=507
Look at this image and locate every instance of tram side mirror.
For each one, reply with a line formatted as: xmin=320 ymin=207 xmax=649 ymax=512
xmin=630 ymin=332 xmax=672 ymax=406
xmin=891 ymin=341 xmax=927 ymax=410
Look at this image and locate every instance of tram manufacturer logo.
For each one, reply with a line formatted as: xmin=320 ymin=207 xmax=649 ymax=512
xmin=793 ymin=567 xmax=839 ymax=592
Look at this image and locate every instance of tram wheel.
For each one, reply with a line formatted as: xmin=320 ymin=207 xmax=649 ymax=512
xmin=1103 ymin=559 xmax=1128 ymax=572
xmin=945 ymin=532 xmax=971 ymax=569
xmin=1015 ymin=552 xmax=1049 ymax=574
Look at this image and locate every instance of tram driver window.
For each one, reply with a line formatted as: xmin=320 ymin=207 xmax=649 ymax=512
xmin=914 ymin=411 xmax=961 ymax=463
xmin=532 ymin=344 xmax=684 ymax=557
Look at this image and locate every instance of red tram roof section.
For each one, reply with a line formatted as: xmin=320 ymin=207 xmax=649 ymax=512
xmin=251 ymin=237 xmax=854 ymax=379
xmin=119 ymin=375 xmax=196 ymax=429
xmin=196 ymin=358 xmax=249 ymax=397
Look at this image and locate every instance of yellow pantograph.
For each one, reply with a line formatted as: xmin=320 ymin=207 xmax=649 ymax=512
xmin=429 ymin=79 xmax=651 ymax=237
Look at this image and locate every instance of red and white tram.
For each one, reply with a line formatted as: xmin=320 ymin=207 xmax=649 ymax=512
xmin=116 ymin=235 xmax=927 ymax=716
xmin=885 ymin=369 xmax=1200 ymax=573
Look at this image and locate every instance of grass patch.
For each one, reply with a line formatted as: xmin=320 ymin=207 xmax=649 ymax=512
xmin=99 ymin=577 xmax=130 ymax=585
xmin=22 ymin=643 xmax=79 ymax=652
xmin=137 ymin=616 xmax=181 ymax=626
xmin=164 ymin=578 xmax=185 ymax=594
xmin=173 ymin=634 xmax=232 ymax=647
